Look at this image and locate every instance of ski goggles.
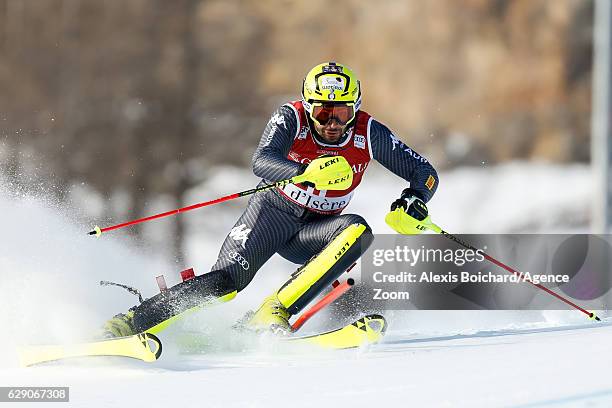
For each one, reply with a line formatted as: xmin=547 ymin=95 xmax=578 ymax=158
xmin=308 ymin=102 xmax=356 ymax=126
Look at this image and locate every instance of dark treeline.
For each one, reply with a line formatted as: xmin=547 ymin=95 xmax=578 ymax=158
xmin=0 ymin=0 xmax=594 ymax=261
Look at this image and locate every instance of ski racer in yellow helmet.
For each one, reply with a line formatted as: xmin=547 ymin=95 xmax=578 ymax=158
xmin=301 ymin=62 xmax=361 ymax=145
xmin=101 ymin=61 xmax=439 ymax=340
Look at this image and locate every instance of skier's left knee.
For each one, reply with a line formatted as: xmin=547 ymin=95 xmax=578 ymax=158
xmin=277 ymin=222 xmax=372 ymax=315
xmin=334 ymin=216 xmax=373 ymax=255
xmin=336 ymin=214 xmax=370 ymax=232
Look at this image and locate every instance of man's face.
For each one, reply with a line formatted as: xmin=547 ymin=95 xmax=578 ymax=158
xmin=309 ymin=102 xmax=354 ymax=144
xmin=313 ymin=118 xmax=347 ymax=144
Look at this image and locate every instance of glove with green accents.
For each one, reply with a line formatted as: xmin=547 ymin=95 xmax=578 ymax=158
xmin=391 ymin=188 xmax=428 ymax=220
xmin=385 ymin=188 xmax=430 ymax=235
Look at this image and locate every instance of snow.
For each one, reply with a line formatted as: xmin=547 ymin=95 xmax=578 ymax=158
xmin=0 ymin=161 xmax=610 ymax=407
xmin=2 ymin=323 xmax=611 ymax=407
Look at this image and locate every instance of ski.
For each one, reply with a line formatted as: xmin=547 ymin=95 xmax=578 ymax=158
xmin=18 ymin=332 xmax=162 ymax=367
xmin=286 ymin=314 xmax=387 ymax=349
xmin=19 ymin=314 xmax=386 ymax=366
xmin=21 ymin=276 xmax=384 ymax=365
xmin=174 ymin=314 xmax=387 ymax=354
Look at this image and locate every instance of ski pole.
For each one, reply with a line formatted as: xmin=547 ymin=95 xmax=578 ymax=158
xmin=88 ymin=179 xmax=297 ymax=237
xmin=421 ymin=220 xmax=601 ymax=321
xmin=88 ymin=155 xmax=353 ymax=237
xmin=291 ymin=278 xmax=355 ymax=332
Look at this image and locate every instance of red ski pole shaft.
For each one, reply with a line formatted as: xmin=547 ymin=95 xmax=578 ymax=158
xmin=88 ymin=179 xmax=293 ymax=237
xmin=435 ymin=227 xmax=601 ymax=321
xmin=291 ymin=278 xmax=355 ymax=332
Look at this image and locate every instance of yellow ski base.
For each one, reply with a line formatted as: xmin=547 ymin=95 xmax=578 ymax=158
xmin=19 ymin=315 xmax=386 ymax=365
xmin=287 ymin=314 xmax=387 ymax=349
xmin=18 ymin=333 xmax=162 ymax=367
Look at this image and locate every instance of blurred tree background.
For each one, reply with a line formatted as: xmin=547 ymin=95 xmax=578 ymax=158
xmin=0 ymin=0 xmax=594 ymax=261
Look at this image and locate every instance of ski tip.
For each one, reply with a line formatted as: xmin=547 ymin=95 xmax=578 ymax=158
xmin=367 ymin=314 xmax=388 ymax=335
xmin=143 ymin=333 xmax=163 ymax=360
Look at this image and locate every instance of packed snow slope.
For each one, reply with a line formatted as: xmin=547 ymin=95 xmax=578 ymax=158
xmin=0 ymin=162 xmax=609 ymax=407
xmin=3 ymin=321 xmax=612 ymax=408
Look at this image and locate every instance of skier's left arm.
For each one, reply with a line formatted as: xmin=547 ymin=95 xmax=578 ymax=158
xmin=370 ymin=120 xmax=439 ymax=216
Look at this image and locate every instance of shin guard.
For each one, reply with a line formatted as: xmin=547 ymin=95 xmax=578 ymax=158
xmin=276 ymin=223 xmax=372 ymax=315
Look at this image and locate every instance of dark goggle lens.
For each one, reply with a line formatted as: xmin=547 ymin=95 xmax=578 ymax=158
xmin=312 ymin=104 xmax=354 ymax=126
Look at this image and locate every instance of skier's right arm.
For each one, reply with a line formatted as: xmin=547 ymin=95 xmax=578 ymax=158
xmin=252 ymin=105 xmax=303 ymax=182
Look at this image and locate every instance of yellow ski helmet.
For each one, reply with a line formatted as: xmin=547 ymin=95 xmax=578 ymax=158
xmin=301 ymin=62 xmax=361 ymax=127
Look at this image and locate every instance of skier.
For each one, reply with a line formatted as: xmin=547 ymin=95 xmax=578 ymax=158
xmin=104 ymin=61 xmax=439 ymax=337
